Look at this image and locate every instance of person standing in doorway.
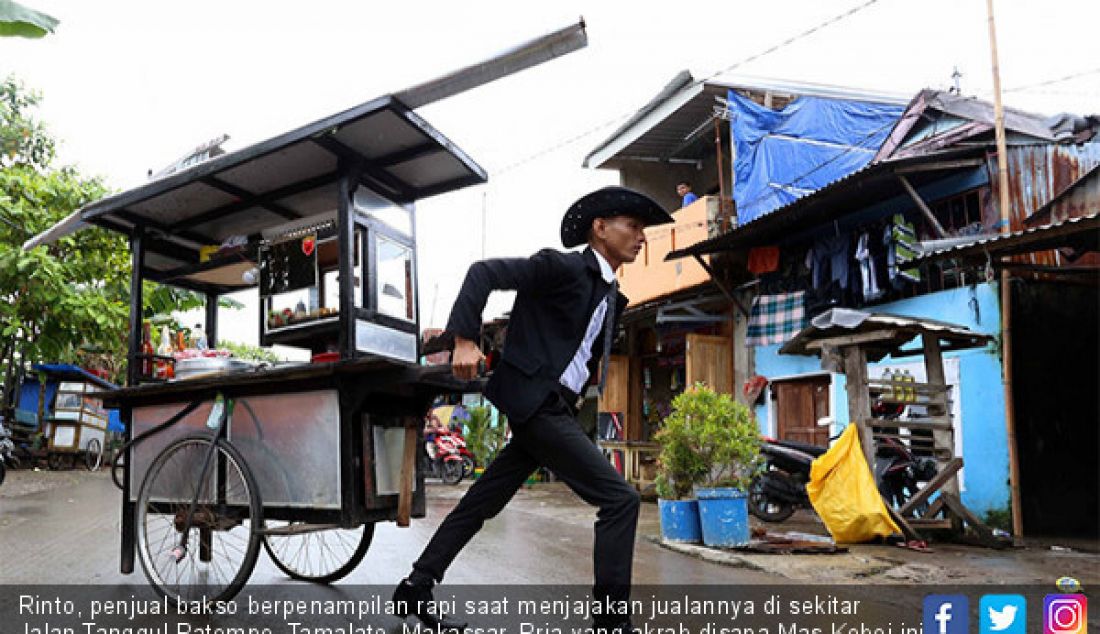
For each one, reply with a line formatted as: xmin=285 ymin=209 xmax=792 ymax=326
xmin=676 ymin=181 xmax=698 ymax=207
xmin=393 ymin=187 xmax=673 ymax=634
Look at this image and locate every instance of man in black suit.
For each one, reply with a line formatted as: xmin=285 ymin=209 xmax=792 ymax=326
xmin=394 ymin=187 xmax=673 ymax=633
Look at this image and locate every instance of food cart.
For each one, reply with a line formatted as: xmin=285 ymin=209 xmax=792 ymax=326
xmin=12 ymin=364 xmax=121 ymax=470
xmin=22 ymin=20 xmax=588 ymax=602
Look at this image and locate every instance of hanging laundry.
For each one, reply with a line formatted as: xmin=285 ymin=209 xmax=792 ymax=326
xmin=854 ymin=232 xmax=883 ymax=301
xmin=885 ymin=214 xmax=921 ymax=285
xmin=746 ymin=291 xmax=808 ymax=347
xmin=747 ymin=246 xmax=780 ymax=274
xmin=810 ymin=233 xmax=851 ymax=290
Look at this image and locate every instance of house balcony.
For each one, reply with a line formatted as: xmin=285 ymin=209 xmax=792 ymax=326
xmin=616 ymin=195 xmax=726 ymax=306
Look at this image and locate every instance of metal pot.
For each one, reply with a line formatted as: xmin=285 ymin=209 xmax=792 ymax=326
xmin=174 ymin=357 xmax=255 ymax=380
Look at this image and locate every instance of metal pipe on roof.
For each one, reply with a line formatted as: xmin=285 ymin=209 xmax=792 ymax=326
xmin=394 ymin=18 xmax=587 ymax=109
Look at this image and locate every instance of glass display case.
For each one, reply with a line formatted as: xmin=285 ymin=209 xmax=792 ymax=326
xmin=259 ymin=186 xmax=418 ymax=362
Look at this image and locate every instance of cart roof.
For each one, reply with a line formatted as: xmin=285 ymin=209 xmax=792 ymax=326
xmin=780 ymin=308 xmax=992 ymax=361
xmin=26 ymin=95 xmax=486 ymax=291
xmin=31 ymin=363 xmax=119 ymax=391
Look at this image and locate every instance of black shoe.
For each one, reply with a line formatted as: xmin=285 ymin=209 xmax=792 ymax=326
xmin=393 ymin=578 xmax=468 ymax=632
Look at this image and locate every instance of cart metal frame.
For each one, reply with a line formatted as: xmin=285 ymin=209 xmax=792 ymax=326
xmin=24 ymin=19 xmax=588 ymax=600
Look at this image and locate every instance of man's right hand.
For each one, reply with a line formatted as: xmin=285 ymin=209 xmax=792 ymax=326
xmin=451 ymin=335 xmax=485 ymax=381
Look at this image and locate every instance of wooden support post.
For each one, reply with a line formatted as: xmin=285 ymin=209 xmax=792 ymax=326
xmin=627 ymin=325 xmax=643 ymax=442
xmin=842 ymin=347 xmax=874 ymax=468
xmin=987 ymin=0 xmax=1024 ymax=546
xmin=897 ymin=174 xmax=948 ymax=239
xmin=900 ymin=457 xmax=963 ymax=517
xmin=397 ymin=423 xmax=417 ymax=527
xmin=922 ymin=335 xmax=959 ymax=496
xmin=885 ymin=504 xmax=922 ymax=542
xmin=924 ymin=496 xmax=946 ymax=519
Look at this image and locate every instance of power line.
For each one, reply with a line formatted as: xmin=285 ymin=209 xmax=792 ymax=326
xmin=696 ymin=0 xmax=882 ymax=87
xmin=494 ymin=0 xmax=887 ymax=176
xmin=1004 ymin=66 xmax=1100 ymax=93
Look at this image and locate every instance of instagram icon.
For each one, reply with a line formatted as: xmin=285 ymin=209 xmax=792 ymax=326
xmin=1045 ymin=594 xmax=1087 ymax=634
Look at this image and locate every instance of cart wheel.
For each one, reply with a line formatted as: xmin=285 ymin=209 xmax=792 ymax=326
xmin=136 ymin=435 xmax=262 ymax=603
xmin=47 ymin=453 xmax=64 ymax=471
xmin=263 ymin=522 xmax=374 ymax=583
xmin=111 ymin=448 xmax=126 ymax=490
xmin=84 ymin=438 xmax=103 ymax=472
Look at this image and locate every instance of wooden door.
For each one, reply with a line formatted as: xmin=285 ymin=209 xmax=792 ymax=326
xmin=685 ymin=334 xmax=733 ymax=394
xmin=598 ymin=354 xmax=629 ymax=414
xmin=773 ymin=375 xmax=831 ymax=446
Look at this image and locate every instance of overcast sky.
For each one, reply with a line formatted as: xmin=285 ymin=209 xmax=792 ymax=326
xmin=3 ymin=0 xmax=1097 ymax=354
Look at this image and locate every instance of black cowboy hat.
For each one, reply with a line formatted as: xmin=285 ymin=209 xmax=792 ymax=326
xmin=560 ymin=186 xmax=673 ymax=248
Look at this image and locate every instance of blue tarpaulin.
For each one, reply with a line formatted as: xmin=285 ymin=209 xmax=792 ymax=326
xmin=728 ymin=90 xmax=904 ymax=225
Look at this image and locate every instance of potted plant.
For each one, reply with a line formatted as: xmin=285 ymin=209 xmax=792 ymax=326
xmin=667 ymin=384 xmax=762 ymax=547
xmin=653 ymin=401 xmax=707 ymax=543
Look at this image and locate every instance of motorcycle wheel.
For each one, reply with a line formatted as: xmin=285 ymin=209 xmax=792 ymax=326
xmin=461 ymin=455 xmax=476 ymax=479
xmin=747 ymin=474 xmax=795 ymax=522
xmin=0 ymin=461 xmax=5 ymax=486
xmin=441 ymin=460 xmax=464 ymax=485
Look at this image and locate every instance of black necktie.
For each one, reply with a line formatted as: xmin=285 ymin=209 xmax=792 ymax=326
xmin=597 ymin=279 xmax=618 ymax=395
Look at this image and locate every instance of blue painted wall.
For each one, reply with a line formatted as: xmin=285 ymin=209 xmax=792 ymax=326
xmin=753 ymin=282 xmax=1009 ymax=515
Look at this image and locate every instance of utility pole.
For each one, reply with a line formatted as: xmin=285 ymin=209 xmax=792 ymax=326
xmin=985 ymin=0 xmax=1023 ymax=544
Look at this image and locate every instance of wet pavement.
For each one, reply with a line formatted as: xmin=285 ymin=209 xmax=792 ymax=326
xmin=0 ymin=469 xmax=775 ymax=585
xmin=2 ymin=468 xmax=1097 ymax=587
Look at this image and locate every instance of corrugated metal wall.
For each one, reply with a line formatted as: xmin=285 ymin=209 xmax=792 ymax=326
xmin=989 ymin=143 xmax=1100 ymax=266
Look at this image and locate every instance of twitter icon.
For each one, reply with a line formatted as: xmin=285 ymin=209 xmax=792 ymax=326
xmin=981 ymin=594 xmax=1026 ymax=634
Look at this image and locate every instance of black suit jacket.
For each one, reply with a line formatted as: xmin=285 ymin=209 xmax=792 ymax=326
xmin=446 ymin=247 xmax=628 ymax=423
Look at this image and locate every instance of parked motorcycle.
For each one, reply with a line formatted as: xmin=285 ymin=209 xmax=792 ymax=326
xmin=747 ymin=437 xmax=826 ymax=522
xmin=874 ymin=436 xmax=937 ymax=513
xmin=422 ymin=432 xmax=465 ymax=485
xmin=748 ymin=420 xmax=937 ymax=522
xmin=443 ymin=430 xmax=477 ymax=479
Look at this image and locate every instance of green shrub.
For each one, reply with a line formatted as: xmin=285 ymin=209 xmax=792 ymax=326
xmin=655 ymin=384 xmax=762 ymax=498
xmin=463 ymin=405 xmax=505 ymax=467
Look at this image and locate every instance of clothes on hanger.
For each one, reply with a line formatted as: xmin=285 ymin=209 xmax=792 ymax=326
xmin=855 ymin=231 xmax=884 ymax=301
xmin=747 ymin=246 xmax=780 ymax=275
xmin=809 ymin=232 xmax=851 ymax=290
xmin=885 ymin=214 xmax=921 ymax=286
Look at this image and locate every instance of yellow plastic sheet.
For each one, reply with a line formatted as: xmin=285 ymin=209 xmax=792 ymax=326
xmin=806 ymin=425 xmax=900 ymax=543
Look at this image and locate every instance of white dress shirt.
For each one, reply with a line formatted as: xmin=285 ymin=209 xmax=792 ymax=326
xmin=559 ymin=249 xmax=616 ymax=394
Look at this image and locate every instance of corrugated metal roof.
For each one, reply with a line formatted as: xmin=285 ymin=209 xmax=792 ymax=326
xmin=583 ymin=71 xmax=909 ymax=169
xmin=666 ymin=147 xmax=987 ymax=259
xmin=876 ymin=89 xmax=1072 ymax=161
xmin=1026 ymin=163 xmax=1100 ymax=226
xmin=905 ymin=210 xmax=1100 ymax=265
xmin=779 ymin=308 xmax=991 ymax=361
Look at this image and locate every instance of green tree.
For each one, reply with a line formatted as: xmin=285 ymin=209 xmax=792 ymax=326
xmin=0 ymin=76 xmax=222 ymax=409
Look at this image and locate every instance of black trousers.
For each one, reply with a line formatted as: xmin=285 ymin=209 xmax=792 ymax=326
xmin=413 ymin=391 xmax=641 ymax=604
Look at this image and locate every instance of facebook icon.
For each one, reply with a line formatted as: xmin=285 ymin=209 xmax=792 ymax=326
xmin=924 ymin=595 xmax=969 ymax=634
